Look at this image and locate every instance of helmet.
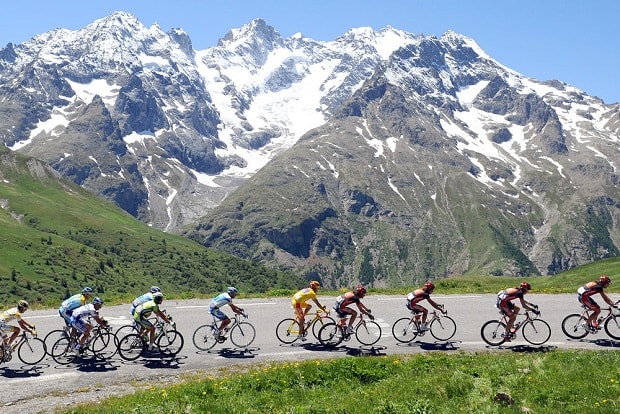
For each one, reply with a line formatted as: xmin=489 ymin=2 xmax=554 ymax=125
xmin=227 ymin=287 xmax=238 ymax=295
xmin=92 ymin=297 xmax=104 ymax=306
xmin=424 ymin=281 xmax=435 ymax=292
xmin=153 ymin=292 xmax=164 ymax=303
xmin=150 ymin=286 xmax=161 ymax=293
xmin=309 ymin=281 xmax=320 ymax=291
xmin=17 ymin=300 xmax=29 ymax=309
xmin=600 ymin=275 xmax=611 ymax=286
xmin=82 ymin=287 xmax=93 ymax=295
xmin=355 ymin=285 xmax=367 ymax=296
xmin=520 ymin=282 xmax=532 ymax=291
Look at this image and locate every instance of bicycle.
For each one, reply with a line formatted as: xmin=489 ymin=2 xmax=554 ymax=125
xmin=561 ymin=302 xmax=620 ymax=340
xmin=0 ymin=328 xmax=46 ymax=365
xmin=49 ymin=319 xmax=116 ymax=364
xmin=317 ymin=313 xmax=382 ymax=347
xmin=481 ymin=309 xmax=551 ymax=346
xmin=192 ymin=313 xmax=256 ymax=351
xmin=392 ymin=307 xmax=457 ymax=343
xmin=275 ymin=308 xmax=335 ymax=344
xmin=117 ymin=313 xmax=184 ymax=361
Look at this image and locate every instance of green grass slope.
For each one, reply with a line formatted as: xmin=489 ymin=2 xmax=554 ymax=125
xmin=0 ymin=147 xmax=303 ymax=307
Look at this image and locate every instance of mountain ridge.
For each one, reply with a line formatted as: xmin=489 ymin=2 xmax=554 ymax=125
xmin=2 ymin=12 xmax=620 ymax=285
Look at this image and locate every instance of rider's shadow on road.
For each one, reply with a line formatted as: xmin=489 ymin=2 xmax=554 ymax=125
xmin=402 ymin=340 xmax=461 ymax=351
xmin=142 ymin=354 xmax=186 ymax=369
xmin=500 ymin=344 xmax=558 ymax=353
xmin=73 ymin=357 xmax=119 ymax=373
xmin=0 ymin=365 xmax=46 ymax=378
xmin=300 ymin=342 xmax=387 ymax=357
xmin=215 ymin=347 xmax=259 ymax=359
xmin=566 ymin=338 xmax=620 ymax=348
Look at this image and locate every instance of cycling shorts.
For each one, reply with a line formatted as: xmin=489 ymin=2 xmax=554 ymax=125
xmin=292 ymin=300 xmax=311 ymax=315
xmin=0 ymin=320 xmax=15 ymax=332
xmin=406 ymin=301 xmax=426 ymax=314
xmin=333 ymin=305 xmax=355 ymax=319
xmin=578 ymin=294 xmax=599 ymax=310
xmin=70 ymin=317 xmax=90 ymax=334
xmin=210 ymin=307 xmax=228 ymax=321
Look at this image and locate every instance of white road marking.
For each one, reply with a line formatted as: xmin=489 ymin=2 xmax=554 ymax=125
xmin=377 ymin=295 xmax=482 ymax=301
xmin=175 ymin=302 xmax=277 ymax=309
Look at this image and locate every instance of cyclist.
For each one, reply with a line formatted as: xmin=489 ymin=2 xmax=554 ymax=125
xmin=406 ymin=281 xmax=446 ymax=332
xmin=578 ymin=275 xmax=617 ymax=332
xmin=209 ymin=287 xmax=245 ymax=338
xmin=59 ymin=287 xmax=93 ymax=328
xmin=69 ymin=297 xmax=108 ymax=352
xmin=292 ymin=280 xmax=328 ymax=340
xmin=133 ymin=292 xmax=171 ymax=351
xmin=496 ymin=281 xmax=539 ymax=341
xmin=130 ymin=286 xmax=162 ymax=316
xmin=1 ymin=300 xmax=35 ymax=348
xmin=333 ymin=285 xmax=373 ymax=334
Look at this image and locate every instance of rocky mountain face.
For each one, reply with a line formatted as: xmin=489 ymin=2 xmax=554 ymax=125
xmin=2 ymin=12 xmax=620 ymax=285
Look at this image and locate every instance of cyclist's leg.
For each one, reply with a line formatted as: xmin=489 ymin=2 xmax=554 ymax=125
xmin=339 ymin=307 xmax=356 ymax=331
xmin=294 ymin=302 xmax=310 ymax=335
xmin=210 ymin=308 xmax=227 ymax=334
xmin=410 ymin=304 xmax=428 ymax=328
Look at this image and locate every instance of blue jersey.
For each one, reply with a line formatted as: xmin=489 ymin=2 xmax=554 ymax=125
xmin=132 ymin=292 xmax=153 ymax=308
xmin=209 ymin=293 xmax=232 ymax=310
xmin=60 ymin=294 xmax=86 ymax=313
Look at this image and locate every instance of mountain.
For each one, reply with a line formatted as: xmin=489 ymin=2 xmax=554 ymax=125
xmin=182 ymin=32 xmax=620 ymax=285
xmin=0 ymin=146 xmax=301 ymax=306
xmin=2 ymin=12 xmax=620 ymax=285
xmin=0 ymin=13 xmax=420 ymax=232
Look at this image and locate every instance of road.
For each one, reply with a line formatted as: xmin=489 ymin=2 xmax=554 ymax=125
xmin=1 ymin=294 xmax=619 ymax=410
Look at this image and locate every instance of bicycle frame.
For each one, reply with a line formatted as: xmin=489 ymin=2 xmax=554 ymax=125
xmin=303 ymin=309 xmax=330 ymax=330
xmin=337 ymin=313 xmax=373 ymax=338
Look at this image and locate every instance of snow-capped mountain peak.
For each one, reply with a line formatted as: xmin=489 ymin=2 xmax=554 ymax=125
xmin=1 ymin=11 xmax=619 ymax=282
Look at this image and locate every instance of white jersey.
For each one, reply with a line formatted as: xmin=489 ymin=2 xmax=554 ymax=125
xmin=71 ymin=304 xmax=98 ymax=320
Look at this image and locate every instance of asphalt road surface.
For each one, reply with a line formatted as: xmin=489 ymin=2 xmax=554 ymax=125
xmin=1 ymin=293 xmax=619 ymax=410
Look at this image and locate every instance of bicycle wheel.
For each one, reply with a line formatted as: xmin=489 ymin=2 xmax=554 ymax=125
xmin=50 ymin=336 xmax=77 ymax=365
xmin=480 ymin=320 xmax=507 ymax=346
xmin=192 ymin=324 xmax=218 ymax=351
xmin=230 ymin=322 xmax=256 ymax=348
xmin=356 ymin=320 xmax=382 ymax=346
xmin=522 ymin=319 xmax=551 ymax=345
xmin=604 ymin=315 xmax=620 ymax=340
xmin=115 ymin=324 xmax=138 ymax=343
xmin=117 ymin=334 xmax=146 ymax=361
xmin=44 ymin=329 xmax=67 ymax=355
xmin=391 ymin=317 xmax=419 ymax=343
xmin=430 ymin=315 xmax=457 ymax=341
xmin=275 ymin=318 xmax=301 ymax=344
xmin=91 ymin=330 xmax=117 ymax=359
xmin=317 ymin=323 xmax=344 ymax=347
xmin=311 ymin=316 xmax=336 ymax=340
xmin=157 ymin=329 xmax=184 ymax=356
xmin=17 ymin=337 xmax=46 ymax=365
xmin=561 ymin=313 xmax=589 ymax=339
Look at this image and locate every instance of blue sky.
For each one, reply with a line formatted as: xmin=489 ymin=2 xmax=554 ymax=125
xmin=2 ymin=1 xmax=619 ymax=103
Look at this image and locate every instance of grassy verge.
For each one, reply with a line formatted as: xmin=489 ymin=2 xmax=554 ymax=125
xmin=63 ymin=350 xmax=619 ymax=413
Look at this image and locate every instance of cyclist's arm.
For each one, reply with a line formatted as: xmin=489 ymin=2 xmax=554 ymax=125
xmin=518 ymin=297 xmax=537 ymax=311
xmin=356 ymin=301 xmax=371 ymax=315
xmin=93 ymin=315 xmax=108 ymax=326
xmin=312 ymin=298 xmax=326 ymax=311
xmin=600 ymin=291 xmax=615 ymax=307
xmin=229 ymin=303 xmax=245 ymax=315
xmin=18 ymin=319 xmax=35 ymax=332
xmin=155 ymin=310 xmax=171 ymax=323
xmin=427 ymin=298 xmax=444 ymax=312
